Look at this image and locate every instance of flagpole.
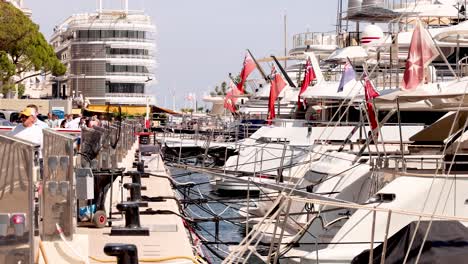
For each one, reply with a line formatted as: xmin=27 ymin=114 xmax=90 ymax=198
xmin=271 ymin=55 xmax=296 ymax=88
xmin=396 ymin=97 xmax=405 ymax=169
xmin=355 ymin=64 xmax=381 ymax=156
xmin=345 ymin=58 xmax=387 ymax=156
xmin=361 ymin=99 xmax=380 ymax=156
xmin=276 ymin=96 xmax=280 ymax=119
xmin=357 ymin=107 xmax=374 ymax=161
xmin=373 ymin=97 xmax=388 ymax=158
xmin=172 ymin=83 xmax=176 ymax=111
xmin=247 ymin=49 xmax=268 ymax=81
xmin=283 ymin=11 xmax=287 ymax=69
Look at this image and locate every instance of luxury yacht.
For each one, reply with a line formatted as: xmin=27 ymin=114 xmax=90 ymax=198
xmin=222 ymin=1 xmax=468 ymax=263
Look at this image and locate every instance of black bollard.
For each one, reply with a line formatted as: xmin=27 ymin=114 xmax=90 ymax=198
xmin=130 ymin=173 xmax=142 ymax=185
xmin=136 ymin=161 xmax=144 ymax=173
xmin=118 ymin=202 xmax=141 ymax=228
xmin=110 ymin=202 xmax=149 ymax=236
xmin=126 ymin=171 xmax=147 ymax=189
xmin=124 ymin=183 xmax=142 ymax=201
xmin=137 ymin=161 xmax=149 ymax=178
xmin=123 ymin=183 xmax=148 ymax=207
xmin=104 ymin=243 xmax=139 ymax=264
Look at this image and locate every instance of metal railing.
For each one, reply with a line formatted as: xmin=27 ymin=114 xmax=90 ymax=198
xmin=104 ymin=93 xmax=150 ymax=97
xmin=292 ymin=31 xmax=337 ymax=49
xmin=106 ymin=54 xmax=153 ymax=60
xmin=42 ymin=129 xmax=76 ymax=241
xmin=74 ymin=37 xmax=154 ymax=43
xmin=106 ymin=72 xmax=150 ymax=76
xmin=0 ymin=134 xmax=39 ymax=263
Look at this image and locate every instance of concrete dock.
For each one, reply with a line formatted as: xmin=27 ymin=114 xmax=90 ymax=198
xmin=37 ymin=140 xmax=199 ymax=264
xmin=81 ymin=142 xmax=196 ymax=263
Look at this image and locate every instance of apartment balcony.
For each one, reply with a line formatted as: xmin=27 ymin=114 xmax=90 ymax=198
xmin=106 ymin=54 xmax=153 ymax=60
xmin=74 ymin=37 xmax=154 ymax=43
xmin=105 ymin=93 xmax=147 ymax=97
xmin=105 ymin=72 xmax=151 ymax=76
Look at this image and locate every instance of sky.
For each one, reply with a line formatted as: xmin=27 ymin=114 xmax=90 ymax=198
xmin=24 ymin=0 xmax=337 ymax=109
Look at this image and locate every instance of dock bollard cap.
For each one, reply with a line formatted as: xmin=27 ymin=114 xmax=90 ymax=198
xmin=104 ymin=243 xmax=139 ymax=264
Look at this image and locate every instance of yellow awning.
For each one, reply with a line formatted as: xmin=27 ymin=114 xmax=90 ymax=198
xmin=71 ymin=108 xmax=82 ymax=115
xmin=86 ymin=105 xmax=148 ymax=115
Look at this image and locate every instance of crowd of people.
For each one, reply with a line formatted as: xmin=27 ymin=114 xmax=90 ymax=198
xmin=44 ymin=113 xmax=113 ymax=129
xmin=7 ymin=104 xmax=118 ymax=150
xmin=7 ymin=105 xmax=121 ymax=176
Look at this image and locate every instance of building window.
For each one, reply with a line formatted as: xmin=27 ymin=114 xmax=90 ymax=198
xmin=106 ymin=48 xmax=149 ymax=56
xmin=88 ymin=30 xmax=100 ymax=39
xmin=107 ymin=83 xmax=145 ymax=94
xmin=105 ymin=63 xmax=149 ymax=74
xmin=76 ymin=30 xmax=148 ymax=40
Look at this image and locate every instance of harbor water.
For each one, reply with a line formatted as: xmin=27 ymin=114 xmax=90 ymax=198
xmin=170 ymin=167 xmax=265 ymax=263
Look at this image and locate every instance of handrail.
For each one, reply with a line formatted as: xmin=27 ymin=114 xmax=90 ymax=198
xmin=292 ymin=31 xmax=337 ymax=49
xmin=74 ymin=37 xmax=154 ymax=43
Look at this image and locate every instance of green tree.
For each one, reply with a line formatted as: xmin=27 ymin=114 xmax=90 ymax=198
xmin=220 ymin=81 xmax=227 ymax=94
xmin=0 ymin=51 xmax=15 ymax=81
xmin=180 ymin=108 xmax=194 ymax=113
xmin=232 ymin=73 xmax=241 ymax=85
xmin=209 ymin=73 xmax=243 ymax=97
xmin=1 ymin=83 xmax=14 ymax=97
xmin=214 ymin=85 xmax=221 ymax=95
xmin=17 ymin=83 xmax=25 ymax=98
xmin=0 ymin=2 xmax=66 ymax=96
xmin=210 ymin=80 xmax=231 ymax=96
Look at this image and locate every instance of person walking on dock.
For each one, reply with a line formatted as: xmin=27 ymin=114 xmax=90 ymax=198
xmin=27 ymin=104 xmax=49 ymax=129
xmin=8 ymin=107 xmax=43 ymax=148
xmin=9 ymin=107 xmax=44 ymax=178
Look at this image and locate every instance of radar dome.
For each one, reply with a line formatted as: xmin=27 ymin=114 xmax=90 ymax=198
xmin=361 ymin=24 xmax=384 ymax=47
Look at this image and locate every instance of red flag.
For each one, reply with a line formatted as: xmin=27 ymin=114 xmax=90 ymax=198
xmin=224 ymin=81 xmax=241 ymax=113
xmin=267 ymin=66 xmax=287 ymax=124
xmin=401 ymin=21 xmax=439 ymax=90
xmin=145 ymin=119 xmax=151 ymax=129
xmin=237 ymin=53 xmax=256 ymax=94
xmin=364 ymin=75 xmax=379 ymax=131
xmin=297 ymin=57 xmax=316 ymax=109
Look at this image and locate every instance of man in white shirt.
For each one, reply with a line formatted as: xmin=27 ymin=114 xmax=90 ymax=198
xmin=27 ymin=104 xmax=49 ymax=129
xmin=9 ymin=107 xmax=43 ymax=149
xmin=10 ymin=108 xmax=44 ymax=181
xmin=49 ymin=114 xmax=60 ymax=128
xmin=65 ymin=114 xmax=82 ymax=129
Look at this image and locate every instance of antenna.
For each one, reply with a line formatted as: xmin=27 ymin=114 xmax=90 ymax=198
xmin=124 ymin=0 xmax=128 ymax=14
xmin=97 ymin=0 xmax=102 ymax=14
xmin=283 ymin=10 xmax=287 ymax=69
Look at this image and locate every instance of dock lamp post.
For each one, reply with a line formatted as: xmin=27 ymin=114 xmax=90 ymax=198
xmin=79 ymin=73 xmax=85 ymax=98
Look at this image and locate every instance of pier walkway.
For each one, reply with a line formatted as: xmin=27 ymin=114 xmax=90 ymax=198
xmin=80 ymin=142 xmax=197 ymax=263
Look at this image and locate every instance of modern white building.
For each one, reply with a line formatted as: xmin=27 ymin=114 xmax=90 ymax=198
xmin=50 ymin=3 xmax=156 ymax=105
